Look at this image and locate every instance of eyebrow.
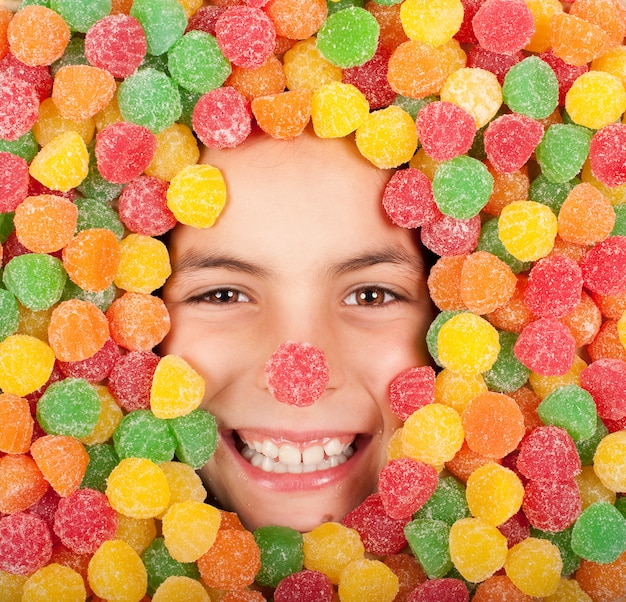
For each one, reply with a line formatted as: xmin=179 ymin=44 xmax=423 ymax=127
xmin=327 ymin=248 xmax=425 ymax=280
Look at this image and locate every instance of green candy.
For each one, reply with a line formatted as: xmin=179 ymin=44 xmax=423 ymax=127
xmin=253 ymin=525 xmax=304 ymax=588
xmin=113 ymin=410 xmax=177 ymax=463
xmin=131 ymin=0 xmax=187 ymax=57
xmin=528 ymin=173 xmax=580 ymax=215
xmin=0 ymin=288 xmax=20 ymax=342
xmin=535 ymin=124 xmax=593 ymax=184
xmin=168 ymin=31 xmax=232 ymax=95
xmin=61 ymin=279 xmax=117 ymax=313
xmin=394 ymin=95 xmax=436 ymax=121
xmin=0 ymin=130 xmax=39 ymax=163
xmin=432 ymin=155 xmax=494 ymax=220
xmin=77 ymin=142 xmax=125 ymax=203
xmin=0 ymin=213 xmax=13 ymax=244
xmin=530 ymin=526 xmax=581 ymax=576
xmin=404 ymin=518 xmax=452 ymax=579
xmin=74 ymin=197 xmax=125 ymax=240
xmin=50 ymin=0 xmax=111 ymax=33
xmin=616 ymin=496 xmax=626 ymax=519
xmin=316 ymin=7 xmax=379 ymax=68
xmin=426 ymin=310 xmax=465 ymax=367
xmin=141 ymin=537 xmax=200 ymax=596
xmin=502 ymin=56 xmax=559 ymax=120
xmin=3 ymin=254 xmax=67 ymax=311
xmin=611 ymin=204 xmax=626 ymax=236
xmin=37 ymin=378 xmax=101 ymax=438
xmin=483 ymin=331 xmax=530 ymax=393
xmin=413 ymin=476 xmax=470 ymax=525
xmin=327 ymin=0 xmax=365 ymax=15
xmin=576 ymin=417 xmax=609 ymax=466
xmin=118 ymin=68 xmax=182 ymax=133
xmin=477 ymin=218 xmax=532 ymax=274
xmin=177 ymin=86 xmax=202 ymax=130
xmin=50 ymin=36 xmax=89 ymax=78
xmin=81 ymin=443 xmax=120 ymax=493
xmin=537 ymin=385 xmax=598 ymax=442
xmin=571 ymin=502 xmax=626 ymax=564
xmin=168 ymin=409 xmax=218 ymax=469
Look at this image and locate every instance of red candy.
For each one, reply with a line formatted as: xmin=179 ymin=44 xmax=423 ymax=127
xmin=539 ymin=50 xmax=588 ymax=106
xmin=265 ymin=341 xmax=330 ymax=407
xmin=107 ymin=350 xmax=160 ymax=412
xmin=0 ymin=52 xmax=53 ymax=102
xmin=497 ymin=510 xmax=530 ymax=548
xmin=455 ymin=0 xmax=483 ymax=44
xmin=388 ymin=366 xmax=436 ymax=421
xmin=192 ymin=86 xmax=252 ymax=149
xmin=513 ymin=317 xmax=576 ymax=376
xmin=471 ymin=0 xmax=535 ymax=55
xmin=589 ymin=123 xmax=626 ymax=189
xmin=343 ymin=45 xmax=396 ymax=110
xmin=215 ymin=6 xmax=276 ymax=69
xmin=417 ymin=102 xmax=477 ymax=163
xmin=274 ymin=570 xmax=334 ymax=602
xmin=0 ymin=152 xmax=29 ymax=213
xmin=186 ymin=5 xmax=226 ymax=36
xmin=58 ymin=337 xmax=121 ymax=383
xmin=580 ymin=358 xmax=626 ymax=421
xmin=516 ymin=425 xmax=581 ymax=481
xmin=0 ymin=512 xmax=53 ymax=576
xmin=382 ymin=168 xmax=440 ymax=230
xmin=378 ymin=458 xmax=439 ymax=520
xmin=53 ymin=489 xmax=118 ymax=555
xmin=118 ymin=175 xmax=177 ymax=237
xmin=84 ymin=14 xmax=147 ymax=79
xmin=483 ymin=113 xmax=544 ymax=174
xmin=342 ymin=494 xmax=409 ymax=556
xmin=0 ymin=74 xmax=39 ymax=141
xmin=466 ymin=47 xmax=523 ymax=85
xmin=580 ymin=236 xmax=626 ymax=296
xmin=421 ymin=214 xmax=481 ymax=256
xmin=95 ymin=122 xmax=157 ymax=184
xmin=408 ymin=578 xmax=470 ymax=602
xmin=523 ymin=255 xmax=583 ymax=319
xmin=522 ymin=478 xmax=582 ymax=532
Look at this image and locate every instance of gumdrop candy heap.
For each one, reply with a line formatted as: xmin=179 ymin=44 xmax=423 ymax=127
xmin=1 ymin=0 xmax=626 ymax=599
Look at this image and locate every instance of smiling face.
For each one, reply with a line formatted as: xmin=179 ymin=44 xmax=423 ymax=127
xmin=161 ymin=129 xmax=433 ymax=531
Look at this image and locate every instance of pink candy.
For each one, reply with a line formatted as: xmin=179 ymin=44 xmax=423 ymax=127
xmin=522 ymin=478 xmax=582 ymax=532
xmin=107 ymin=350 xmax=160 ymax=412
xmin=265 ymin=341 xmax=330 ymax=407
xmin=382 ymin=168 xmax=440 ymax=230
xmin=420 ymin=214 xmax=481 ymax=256
xmin=58 ymin=337 xmax=121 ymax=383
xmin=388 ymin=366 xmax=436 ymax=421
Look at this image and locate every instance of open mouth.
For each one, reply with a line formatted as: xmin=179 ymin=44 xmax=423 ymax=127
xmin=234 ymin=431 xmax=358 ymax=474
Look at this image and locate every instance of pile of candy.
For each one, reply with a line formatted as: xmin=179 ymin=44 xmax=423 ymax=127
xmin=1 ymin=0 xmax=626 ymax=599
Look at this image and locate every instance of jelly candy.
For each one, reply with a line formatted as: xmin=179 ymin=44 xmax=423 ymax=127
xmin=338 ymin=558 xmax=399 ymax=602
xmin=273 ymin=569 xmax=334 ymax=602
xmin=113 ymin=410 xmax=177 ymax=463
xmin=265 ymin=0 xmax=327 ymax=41
xmin=0 ymin=334 xmax=55 ymax=397
xmin=0 ymin=512 xmax=53 ymax=577
xmin=399 ymin=0 xmax=463 ymax=48
xmin=382 ymin=167 xmax=439 ymax=230
xmin=388 ymin=365 xmax=435 ymax=421
xmin=0 ymin=454 xmax=48 ymax=515
xmin=483 ymin=331 xmax=530 ymax=393
xmin=312 ymin=81 xmax=369 ymax=139
xmin=404 ymin=518 xmax=452 ymax=579
xmin=114 ymin=233 xmax=171 ymax=294
xmin=504 ymin=537 xmax=562 ymax=597
xmin=21 ymin=563 xmax=87 ymax=602
xmin=523 ymin=478 xmax=582 ymax=532
xmin=537 ymin=385 xmax=597 ymax=442
xmin=129 ymin=0 xmax=187 ymax=57
xmin=589 ymin=123 xmax=626 ymax=189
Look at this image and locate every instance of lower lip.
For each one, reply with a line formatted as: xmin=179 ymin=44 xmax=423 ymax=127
xmin=221 ymin=432 xmax=369 ymax=493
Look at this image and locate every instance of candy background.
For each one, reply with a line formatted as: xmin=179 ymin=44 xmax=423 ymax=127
xmin=1 ymin=0 xmax=626 ymax=600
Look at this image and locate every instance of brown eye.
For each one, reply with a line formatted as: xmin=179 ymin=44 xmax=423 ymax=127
xmin=204 ymin=289 xmax=249 ymax=303
xmin=347 ymin=287 xmax=396 ymax=306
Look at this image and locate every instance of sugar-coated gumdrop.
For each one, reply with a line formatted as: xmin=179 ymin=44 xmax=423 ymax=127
xmin=338 ymin=558 xmax=399 ymax=602
xmin=312 ymin=81 xmax=369 ymax=139
xmin=0 ymin=334 xmax=56 ymax=397
xmin=408 ymin=577 xmax=469 ymax=602
xmin=535 ymin=124 xmax=592 ymax=185
xmin=505 ymin=537 xmax=562 ymax=597
xmin=49 ymin=0 xmax=111 ymax=34
xmin=0 ymin=152 xmax=29 ymax=213
xmin=589 ymin=123 xmax=626 ymax=189
xmin=265 ymin=0 xmax=327 ymax=41
xmin=421 ymin=214 xmax=482 ymax=257
xmin=523 ymin=478 xmax=582 ymax=532
xmin=538 ymin=384 xmax=597 ymax=442
xmin=581 ymin=358 xmax=626 ymax=421
xmin=118 ymin=175 xmax=176 ymax=236
xmin=388 ymin=365 xmax=435 ymax=421
xmin=114 ymin=233 xmax=171 ymax=294
xmin=21 ymin=562 xmax=87 ymax=602
xmin=571 ymin=502 xmax=626 ymax=564
xmin=0 ymin=393 xmax=33 ymax=455
xmin=580 ymin=236 xmax=626 ymax=296
xmin=342 ymin=45 xmax=396 ymax=111
xmin=107 ymin=350 xmax=160 ymax=411
xmin=551 ymin=13 xmax=611 ymax=68
xmin=483 ymin=331 xmax=531 ymax=393
xmin=113 ymin=409 xmax=177 ymax=463
xmin=382 ymin=168 xmax=439 ymax=230
xmin=255 ymin=524 xmax=304 ymax=587
xmin=129 ymin=0 xmax=187 ymax=57
xmin=404 ymin=518 xmax=452 ymax=579
xmin=81 ymin=442 xmax=120 ymax=492
xmin=274 ymin=569 xmax=334 ymax=602
xmin=251 ymin=89 xmax=312 ymax=140
xmin=0 ymin=455 xmax=48 ymax=515
xmin=265 ymin=341 xmax=330 ymax=407
xmin=0 ymin=74 xmax=39 ymax=142
xmin=151 ymin=576 xmax=209 ymax=602
xmin=150 ymin=355 xmax=205 ymax=419
xmin=0 ymin=512 xmax=53 ymax=577
xmin=400 ymin=0 xmax=463 ymax=48
xmin=472 ymin=0 xmax=535 ymax=56
xmin=141 ymin=536 xmax=200 ymax=596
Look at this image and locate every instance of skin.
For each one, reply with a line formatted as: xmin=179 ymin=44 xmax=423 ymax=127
xmin=161 ymin=128 xmax=433 ymax=531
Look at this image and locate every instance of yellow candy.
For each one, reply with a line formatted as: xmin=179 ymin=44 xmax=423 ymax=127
xmin=592 ymin=46 xmax=626 ymax=88
xmin=283 ymin=37 xmax=343 ymax=92
xmin=465 ymin=463 xmax=524 ymax=526
xmin=116 ymin=515 xmax=157 ymax=557
xmin=150 ymin=354 xmax=205 ymax=419
xmin=386 ymin=427 xmax=404 ymax=461
xmin=22 ymin=563 xmax=86 ymax=602
xmin=575 ymin=465 xmax=616 ymax=509
xmin=355 ymin=105 xmax=418 ymax=169
xmin=437 ymin=313 xmax=500 ymax=375
xmin=0 ymin=334 xmax=55 ymax=397
xmin=528 ymin=355 xmax=587 ymax=400
xmin=524 ymin=0 xmax=563 ymax=53
xmin=166 ymin=164 xmax=227 ymax=228
xmin=33 ymin=97 xmax=95 ymax=147
xmin=16 ymin=305 xmax=54 ymax=341
xmin=498 ymin=200 xmax=558 ymax=262
xmin=114 ymin=234 xmax=172 ymax=294
xmin=409 ymin=147 xmax=442 ymax=180
xmin=439 ymin=38 xmax=468 ymax=75
xmin=402 ymin=403 xmax=464 ymax=466
xmin=161 ymin=500 xmax=221 ymax=562
xmin=158 ymin=461 xmax=207 ymax=518
xmin=618 ymin=308 xmax=626 ymax=349
xmin=177 ymin=0 xmax=203 ymax=18
xmin=88 ymin=540 xmax=148 ymax=602
xmin=94 ymin=90 xmax=123 ymax=131
xmin=593 ymin=431 xmax=626 ymax=493
xmin=543 ymin=578 xmax=594 ymax=602
xmin=106 ymin=457 xmax=170 ymax=519
xmin=400 ymin=0 xmax=464 ymax=48
xmin=440 ymin=67 xmax=502 ymax=128
xmin=449 ymin=517 xmax=508 ymax=583
xmin=303 ymin=522 xmax=365 ymax=585
xmin=565 ymin=71 xmax=626 ymax=131
xmin=311 ymin=81 xmax=369 ymax=138
xmin=80 ymin=385 xmax=124 ymax=445
xmin=434 ymin=368 xmax=488 ymax=414
xmin=151 ymin=576 xmax=210 ymax=602
xmin=28 ymin=131 xmax=89 ymax=192
xmin=505 ymin=538 xmax=562 ymax=597
xmin=338 ymin=559 xmax=399 ymax=602
xmin=145 ymin=122 xmax=200 ymax=182
xmin=0 ymin=570 xmax=27 ymax=602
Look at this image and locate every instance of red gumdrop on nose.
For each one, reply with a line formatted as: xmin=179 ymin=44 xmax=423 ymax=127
xmin=265 ymin=341 xmax=330 ymax=407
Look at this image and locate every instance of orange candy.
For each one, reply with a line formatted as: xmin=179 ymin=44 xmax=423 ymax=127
xmin=460 ymin=252 xmax=517 ymax=315
xmin=14 ymin=195 xmax=77 ymax=254
xmin=30 ymin=434 xmax=89 ymax=497
xmin=48 ymin=299 xmax=110 ymax=363
xmin=473 ymin=575 xmax=532 ymax=602
xmin=445 ymin=441 xmax=498 ymax=483
xmin=462 ymin=392 xmax=525 ymax=459
xmin=226 ymin=56 xmax=287 ymax=102
xmin=483 ymin=164 xmax=530 ymax=217
xmin=592 ymin=290 xmax=626 ymax=319
xmin=569 ymin=0 xmax=626 ymax=48
xmin=548 ymin=236 xmax=591 ymax=264
xmin=52 ymin=65 xmax=116 ymax=122
xmin=106 ymin=292 xmax=171 ymax=352
xmin=265 ymin=0 xmax=327 ymax=40
xmin=196 ymin=528 xmax=261 ymax=590
xmin=427 ymin=255 xmax=467 ymax=311
xmin=0 ymin=393 xmax=33 ymax=455
xmin=0 ymin=8 xmax=11 ymax=61
xmin=7 ymin=5 xmax=70 ymax=66
xmin=383 ymin=554 xmax=427 ymax=601
xmin=550 ymin=12 xmax=611 ymax=67
xmin=0 ymin=454 xmax=48 ymax=514
xmin=485 ymin=274 xmax=535 ymax=334
xmin=251 ymin=89 xmax=312 ymax=139
xmin=62 ymin=228 xmax=121 ymax=293
xmin=588 ymin=319 xmax=626 ymax=362
xmin=508 ymin=386 xmax=543 ymax=434
xmin=111 ymin=0 xmax=134 ymax=13
xmin=576 ymin=552 xmax=626 ymax=602
xmin=366 ymin=1 xmax=408 ymax=52
xmin=559 ymin=291 xmax=602 ymax=348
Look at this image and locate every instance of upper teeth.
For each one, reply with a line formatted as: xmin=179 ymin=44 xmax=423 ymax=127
xmin=240 ymin=436 xmax=355 ymax=474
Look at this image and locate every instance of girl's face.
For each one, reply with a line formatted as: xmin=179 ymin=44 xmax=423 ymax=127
xmin=161 ymin=130 xmax=433 ymax=531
